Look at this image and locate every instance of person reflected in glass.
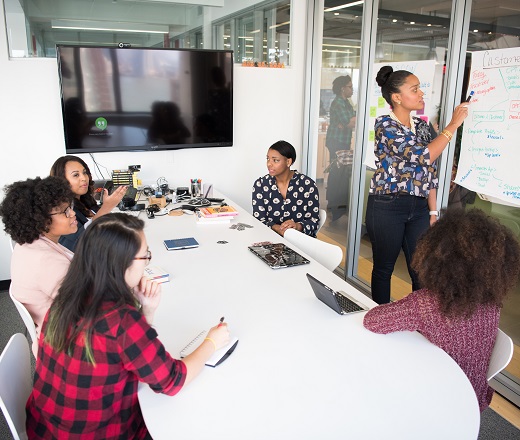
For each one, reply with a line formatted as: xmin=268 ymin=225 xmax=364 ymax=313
xmin=253 ymin=140 xmax=320 ymax=237
xmin=325 ymin=75 xmax=356 ymax=222
xmin=0 ymin=177 xmax=77 ymax=355
xmin=364 ymin=208 xmax=520 ymax=412
xmin=50 ymin=155 xmax=127 ymax=252
xmin=26 ymin=213 xmax=230 ymax=438
xmin=366 ymin=66 xmax=470 ymax=304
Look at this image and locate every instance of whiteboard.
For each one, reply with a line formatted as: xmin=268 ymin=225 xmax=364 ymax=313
xmin=455 ymin=47 xmax=520 ymax=206
xmin=364 ymin=60 xmax=438 ymax=169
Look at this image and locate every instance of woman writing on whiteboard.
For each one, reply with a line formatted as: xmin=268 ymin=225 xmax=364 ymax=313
xmin=50 ymin=155 xmax=127 ymax=251
xmin=26 ymin=213 xmax=230 ymax=438
xmin=252 ymin=140 xmax=320 ymax=237
xmin=366 ymin=66 xmax=470 ymax=304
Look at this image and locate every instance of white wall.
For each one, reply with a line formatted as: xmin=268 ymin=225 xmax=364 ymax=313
xmin=0 ymin=0 xmax=309 ymax=280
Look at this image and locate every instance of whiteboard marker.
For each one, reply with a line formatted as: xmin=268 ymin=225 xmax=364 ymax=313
xmin=466 ymin=91 xmax=474 ymax=102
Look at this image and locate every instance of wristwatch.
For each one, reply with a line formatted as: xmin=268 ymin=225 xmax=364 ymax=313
xmin=429 ymin=210 xmax=439 ymax=216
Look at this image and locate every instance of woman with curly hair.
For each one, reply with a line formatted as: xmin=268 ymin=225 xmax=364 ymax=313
xmin=50 ymin=155 xmax=127 ymax=251
xmin=363 ymin=208 xmax=520 ymax=412
xmin=366 ymin=66 xmax=470 ymax=305
xmin=0 ymin=176 xmax=77 ymax=352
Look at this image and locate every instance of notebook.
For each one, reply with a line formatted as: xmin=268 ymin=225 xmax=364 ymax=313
xmin=306 ymin=273 xmax=368 ymax=315
xmin=163 ymin=237 xmax=199 ymax=251
xmin=248 ymin=243 xmax=310 ymax=269
xmin=180 ymin=330 xmax=239 ymax=367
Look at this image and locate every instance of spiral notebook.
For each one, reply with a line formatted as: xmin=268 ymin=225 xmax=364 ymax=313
xmin=180 ymin=330 xmax=239 ymax=367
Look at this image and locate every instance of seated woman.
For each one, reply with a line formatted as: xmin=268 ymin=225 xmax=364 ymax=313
xmin=26 ymin=213 xmax=230 ymax=438
xmin=252 ymin=140 xmax=320 ymax=237
xmin=0 ymin=177 xmax=77 ymax=353
xmin=50 ymin=155 xmax=127 ymax=251
xmin=363 ymin=208 xmax=520 ymax=412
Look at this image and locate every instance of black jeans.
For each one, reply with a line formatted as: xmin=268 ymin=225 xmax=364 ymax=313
xmin=366 ymin=193 xmax=430 ymax=304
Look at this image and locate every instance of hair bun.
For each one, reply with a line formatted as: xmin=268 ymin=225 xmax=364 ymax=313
xmin=376 ymin=66 xmax=394 ymax=88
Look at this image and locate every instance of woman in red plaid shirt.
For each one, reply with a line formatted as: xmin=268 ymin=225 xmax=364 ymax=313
xmin=26 ymin=213 xmax=230 ymax=439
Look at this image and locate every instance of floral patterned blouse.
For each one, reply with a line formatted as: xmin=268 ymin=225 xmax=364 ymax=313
xmin=369 ymin=115 xmax=438 ymax=198
xmin=252 ymin=171 xmax=320 ymax=237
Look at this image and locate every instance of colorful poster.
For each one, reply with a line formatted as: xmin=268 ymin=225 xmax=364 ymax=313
xmin=455 ymin=47 xmax=520 ymax=206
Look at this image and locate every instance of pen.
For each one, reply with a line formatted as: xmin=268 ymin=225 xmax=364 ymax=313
xmin=466 ymin=91 xmax=474 ymax=102
xmin=218 ymin=316 xmax=225 ymax=327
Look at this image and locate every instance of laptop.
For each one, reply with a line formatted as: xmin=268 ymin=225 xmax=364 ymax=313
xmin=306 ymin=273 xmax=368 ymax=315
xmin=248 ymin=243 xmax=310 ymax=269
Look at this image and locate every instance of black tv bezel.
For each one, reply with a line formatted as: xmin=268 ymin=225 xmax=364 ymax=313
xmin=56 ymin=44 xmax=234 ymax=154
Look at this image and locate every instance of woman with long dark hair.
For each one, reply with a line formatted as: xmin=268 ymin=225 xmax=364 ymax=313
xmin=50 ymin=155 xmax=127 ymax=251
xmin=26 ymin=213 xmax=230 ymax=438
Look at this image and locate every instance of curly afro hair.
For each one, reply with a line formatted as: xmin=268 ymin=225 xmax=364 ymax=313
xmin=0 ymin=176 xmax=74 ymax=244
xmin=412 ymin=208 xmax=520 ymax=318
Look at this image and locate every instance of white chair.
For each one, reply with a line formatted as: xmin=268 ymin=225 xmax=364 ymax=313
xmin=487 ymin=329 xmax=513 ymax=381
xmin=0 ymin=333 xmax=32 ymax=440
xmin=9 ymin=289 xmax=37 ymax=346
xmin=285 ymin=228 xmax=343 ymax=272
xmin=317 ymin=209 xmax=327 ymax=232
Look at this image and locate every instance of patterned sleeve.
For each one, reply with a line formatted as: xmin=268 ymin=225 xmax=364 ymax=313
xmin=118 ymin=309 xmax=187 ymax=396
xmin=363 ymin=292 xmax=421 ymax=334
xmin=294 ymin=175 xmax=320 ymax=237
xmin=252 ymin=177 xmax=274 ymax=228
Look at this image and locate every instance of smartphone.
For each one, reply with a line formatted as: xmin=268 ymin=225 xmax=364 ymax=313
xmin=99 ymin=180 xmax=114 ymax=204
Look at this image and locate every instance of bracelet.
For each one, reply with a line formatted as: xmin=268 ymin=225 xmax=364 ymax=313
xmin=429 ymin=211 xmax=439 ymax=216
xmin=440 ymin=129 xmax=453 ymax=141
xmin=204 ymin=337 xmax=217 ymax=351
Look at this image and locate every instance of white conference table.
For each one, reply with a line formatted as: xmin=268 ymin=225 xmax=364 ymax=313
xmin=137 ymin=194 xmax=480 ymax=440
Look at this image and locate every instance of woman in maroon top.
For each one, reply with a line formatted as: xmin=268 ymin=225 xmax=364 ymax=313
xmin=364 ymin=208 xmax=520 ymax=411
xmin=26 ymin=213 xmax=230 ymax=439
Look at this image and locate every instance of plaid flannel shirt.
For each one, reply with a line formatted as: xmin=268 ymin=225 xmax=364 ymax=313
xmin=26 ymin=302 xmax=187 ymax=439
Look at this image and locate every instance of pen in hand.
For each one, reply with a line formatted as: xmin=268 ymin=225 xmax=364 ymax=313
xmin=218 ymin=316 xmax=225 ymax=327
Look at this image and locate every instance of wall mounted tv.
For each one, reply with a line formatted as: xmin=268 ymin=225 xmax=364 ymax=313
xmin=57 ymin=45 xmax=233 ymax=154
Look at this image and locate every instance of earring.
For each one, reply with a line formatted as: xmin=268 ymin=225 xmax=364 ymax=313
xmin=397 ymin=101 xmax=401 ymax=105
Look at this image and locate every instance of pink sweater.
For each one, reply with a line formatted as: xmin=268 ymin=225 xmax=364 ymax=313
xmin=10 ymin=236 xmax=73 ymax=340
xmin=363 ymin=289 xmax=498 ymax=411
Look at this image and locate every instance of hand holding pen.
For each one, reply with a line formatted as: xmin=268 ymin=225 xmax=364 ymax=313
xmin=206 ymin=317 xmax=230 ymax=351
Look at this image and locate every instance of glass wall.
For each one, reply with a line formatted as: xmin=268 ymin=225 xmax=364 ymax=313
xmin=3 ymin=0 xmax=291 ymax=65
xmin=311 ymin=0 xmax=520 ymax=409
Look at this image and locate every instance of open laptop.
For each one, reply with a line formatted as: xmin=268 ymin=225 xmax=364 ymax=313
xmin=248 ymin=243 xmax=310 ymax=269
xmin=306 ymin=273 xmax=368 ymax=315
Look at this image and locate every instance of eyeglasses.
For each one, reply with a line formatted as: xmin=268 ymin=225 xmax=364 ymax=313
xmin=50 ymin=201 xmax=75 ymax=218
xmin=134 ymin=250 xmax=152 ymax=266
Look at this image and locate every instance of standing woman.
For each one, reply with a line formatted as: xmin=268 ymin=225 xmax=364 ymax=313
xmin=325 ymin=75 xmax=356 ymax=221
xmin=26 ymin=213 xmax=230 ymax=438
xmin=253 ymin=140 xmax=320 ymax=237
xmin=366 ymin=66 xmax=469 ymax=304
xmin=50 ymin=155 xmax=127 ymax=251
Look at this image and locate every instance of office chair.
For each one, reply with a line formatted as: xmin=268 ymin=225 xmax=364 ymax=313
xmin=487 ymin=329 xmax=513 ymax=382
xmin=284 ymin=229 xmax=342 ymax=272
xmin=0 ymin=333 xmax=32 ymax=440
xmin=317 ymin=209 xmax=327 ymax=232
xmin=9 ymin=288 xmax=37 ymax=347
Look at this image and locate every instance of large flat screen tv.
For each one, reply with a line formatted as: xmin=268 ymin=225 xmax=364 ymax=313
xmin=57 ymin=45 xmax=233 ymax=154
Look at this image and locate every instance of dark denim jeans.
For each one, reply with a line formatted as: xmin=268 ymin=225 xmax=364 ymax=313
xmin=366 ymin=193 xmax=430 ymax=304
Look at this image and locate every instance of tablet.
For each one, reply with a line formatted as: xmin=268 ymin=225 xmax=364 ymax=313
xmin=163 ymin=237 xmax=199 ymax=251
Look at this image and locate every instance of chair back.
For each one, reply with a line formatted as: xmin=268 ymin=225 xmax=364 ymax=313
xmin=9 ymin=289 xmax=37 ymax=345
xmin=317 ymin=209 xmax=327 ymax=232
xmin=487 ymin=329 xmax=513 ymax=381
xmin=284 ymin=229 xmax=342 ymax=272
xmin=9 ymin=238 xmax=15 ymax=253
xmin=0 ymin=333 xmax=32 ymax=440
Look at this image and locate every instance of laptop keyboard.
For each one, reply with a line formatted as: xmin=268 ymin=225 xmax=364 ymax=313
xmin=335 ymin=293 xmax=363 ymax=313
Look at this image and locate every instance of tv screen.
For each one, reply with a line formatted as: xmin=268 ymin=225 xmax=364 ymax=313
xmin=57 ymin=45 xmax=233 ymax=154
